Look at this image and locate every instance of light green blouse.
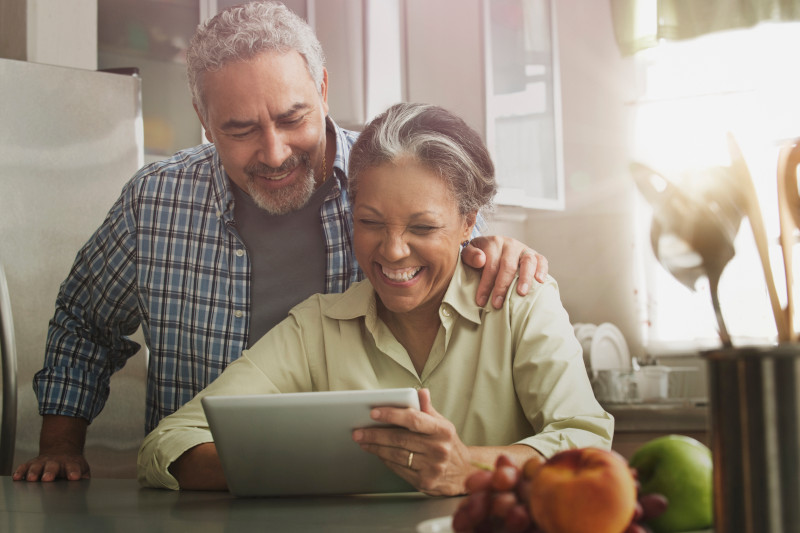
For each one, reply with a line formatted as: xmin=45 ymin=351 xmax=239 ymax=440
xmin=138 ymin=260 xmax=614 ymax=489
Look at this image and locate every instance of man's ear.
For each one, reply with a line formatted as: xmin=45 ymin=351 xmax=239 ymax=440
xmin=193 ymin=102 xmax=214 ymax=144
xmin=320 ymin=68 xmax=329 ymax=116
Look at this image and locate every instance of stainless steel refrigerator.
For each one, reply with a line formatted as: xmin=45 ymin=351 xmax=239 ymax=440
xmin=0 ymin=58 xmax=146 ymax=477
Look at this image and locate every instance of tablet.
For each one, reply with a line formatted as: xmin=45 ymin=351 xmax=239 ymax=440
xmin=201 ymin=388 xmax=421 ymax=497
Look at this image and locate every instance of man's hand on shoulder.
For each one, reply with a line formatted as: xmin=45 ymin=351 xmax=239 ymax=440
xmin=12 ymin=415 xmax=90 ymax=482
xmin=461 ymin=236 xmax=548 ymax=309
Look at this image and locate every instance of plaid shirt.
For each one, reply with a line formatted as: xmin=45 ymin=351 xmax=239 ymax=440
xmin=35 ymin=119 xmax=362 ymax=433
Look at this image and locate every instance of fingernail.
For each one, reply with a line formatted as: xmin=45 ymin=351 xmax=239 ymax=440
xmin=493 ymin=295 xmax=503 ymax=308
xmin=353 ymin=430 xmax=363 ymax=441
xmin=518 ymin=282 xmax=528 ymax=294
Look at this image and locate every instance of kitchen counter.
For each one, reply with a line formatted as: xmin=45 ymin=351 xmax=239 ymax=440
xmin=604 ymin=401 xmax=710 ymax=459
xmin=605 ymin=401 xmax=709 ymax=432
xmin=0 ymin=477 xmax=462 ymax=532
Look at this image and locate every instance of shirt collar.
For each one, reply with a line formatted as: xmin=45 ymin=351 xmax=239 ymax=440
xmin=322 ymin=259 xmax=485 ymax=326
xmin=442 ymin=259 xmax=485 ymax=326
xmin=210 ymin=146 xmax=236 ymax=223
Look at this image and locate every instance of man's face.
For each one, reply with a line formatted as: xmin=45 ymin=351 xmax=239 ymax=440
xmin=196 ymin=50 xmax=329 ymax=215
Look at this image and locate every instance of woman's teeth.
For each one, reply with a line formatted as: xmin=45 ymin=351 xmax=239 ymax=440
xmin=382 ymin=266 xmax=422 ymax=282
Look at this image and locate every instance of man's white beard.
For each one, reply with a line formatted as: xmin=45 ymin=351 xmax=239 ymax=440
xmin=246 ymin=154 xmax=316 ymax=215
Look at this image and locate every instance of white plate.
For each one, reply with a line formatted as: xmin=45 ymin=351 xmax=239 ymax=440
xmin=573 ymin=323 xmax=598 ymax=372
xmin=416 ymin=515 xmax=453 ymax=533
xmin=590 ymin=323 xmax=630 ymax=372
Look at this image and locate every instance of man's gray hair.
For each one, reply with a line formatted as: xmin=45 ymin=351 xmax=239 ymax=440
xmin=187 ymin=1 xmax=325 ymax=119
xmin=348 ymin=103 xmax=497 ymax=216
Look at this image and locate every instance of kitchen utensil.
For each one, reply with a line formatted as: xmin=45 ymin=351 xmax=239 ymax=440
xmin=727 ymin=133 xmax=790 ymax=341
xmin=777 ymin=139 xmax=800 ymax=341
xmin=632 ymin=161 xmax=741 ymax=346
xmin=633 ymin=133 xmax=792 ymax=345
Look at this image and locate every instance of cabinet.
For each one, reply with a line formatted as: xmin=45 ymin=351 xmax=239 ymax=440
xmin=405 ymin=0 xmax=564 ymax=210
xmin=98 ymin=0 xmax=203 ymax=162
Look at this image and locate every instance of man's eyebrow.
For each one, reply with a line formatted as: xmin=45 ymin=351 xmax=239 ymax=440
xmin=220 ymin=118 xmax=258 ymax=130
xmin=275 ymin=102 xmax=311 ymax=121
xmin=219 ymin=103 xmax=312 ymax=130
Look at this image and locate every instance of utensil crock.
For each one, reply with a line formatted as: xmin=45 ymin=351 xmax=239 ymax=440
xmin=704 ymin=344 xmax=800 ymax=533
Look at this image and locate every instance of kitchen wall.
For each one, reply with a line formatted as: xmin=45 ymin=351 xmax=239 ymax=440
xmin=492 ymin=1 xmax=642 ymax=355
xmin=0 ymin=0 xmax=98 ymax=69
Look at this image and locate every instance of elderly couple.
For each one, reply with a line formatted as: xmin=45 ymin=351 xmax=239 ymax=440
xmin=15 ymin=2 xmax=612 ymax=495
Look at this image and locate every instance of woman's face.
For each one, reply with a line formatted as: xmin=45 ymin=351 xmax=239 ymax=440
xmin=352 ymin=157 xmax=476 ymax=317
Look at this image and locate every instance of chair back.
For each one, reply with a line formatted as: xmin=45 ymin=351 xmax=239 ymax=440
xmin=0 ymin=264 xmax=18 ymax=476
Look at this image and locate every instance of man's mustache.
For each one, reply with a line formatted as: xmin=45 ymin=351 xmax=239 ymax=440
xmin=245 ymin=153 xmax=310 ymax=177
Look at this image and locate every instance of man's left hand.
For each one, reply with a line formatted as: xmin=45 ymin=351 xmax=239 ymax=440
xmin=461 ymin=236 xmax=548 ymax=309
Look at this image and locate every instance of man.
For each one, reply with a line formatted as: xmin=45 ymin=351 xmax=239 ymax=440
xmin=13 ymin=1 xmax=547 ymax=482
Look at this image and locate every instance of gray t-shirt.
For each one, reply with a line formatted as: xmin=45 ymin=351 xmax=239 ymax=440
xmin=231 ymin=178 xmax=336 ymax=347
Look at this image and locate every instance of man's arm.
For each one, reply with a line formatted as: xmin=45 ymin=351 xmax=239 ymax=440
xmin=462 ymin=236 xmax=549 ymax=309
xmin=21 ymin=192 xmax=142 ymax=481
xmin=12 ymin=415 xmax=90 ymax=482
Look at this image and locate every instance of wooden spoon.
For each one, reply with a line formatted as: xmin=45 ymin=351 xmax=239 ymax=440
xmin=777 ymin=139 xmax=800 ymax=342
xmin=727 ymin=132 xmax=791 ymax=342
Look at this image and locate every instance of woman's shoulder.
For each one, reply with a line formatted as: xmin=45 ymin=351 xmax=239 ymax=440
xmin=459 ymin=261 xmax=561 ymax=308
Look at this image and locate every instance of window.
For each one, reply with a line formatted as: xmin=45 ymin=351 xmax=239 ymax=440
xmin=632 ymin=22 xmax=800 ymax=349
xmin=483 ymin=0 xmax=564 ymax=209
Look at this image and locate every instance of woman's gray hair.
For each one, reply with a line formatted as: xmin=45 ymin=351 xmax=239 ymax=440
xmin=187 ymin=1 xmax=325 ymax=119
xmin=348 ymin=103 xmax=496 ymax=216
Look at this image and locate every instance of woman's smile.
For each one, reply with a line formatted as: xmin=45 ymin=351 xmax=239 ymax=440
xmin=379 ymin=265 xmax=424 ymax=284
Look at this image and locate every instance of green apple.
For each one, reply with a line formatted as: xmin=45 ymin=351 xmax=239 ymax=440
xmin=629 ymin=435 xmax=713 ymax=533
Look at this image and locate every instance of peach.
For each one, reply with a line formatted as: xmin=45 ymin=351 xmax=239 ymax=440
xmin=528 ymin=447 xmax=637 ymax=533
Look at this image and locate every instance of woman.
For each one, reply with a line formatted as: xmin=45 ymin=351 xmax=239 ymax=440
xmin=137 ymin=103 xmax=613 ymax=496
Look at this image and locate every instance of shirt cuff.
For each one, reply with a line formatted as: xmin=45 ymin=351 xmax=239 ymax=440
xmin=137 ymin=427 xmax=214 ymax=490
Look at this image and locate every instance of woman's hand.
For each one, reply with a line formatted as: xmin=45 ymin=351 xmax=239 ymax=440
xmin=461 ymin=236 xmax=548 ymax=309
xmin=352 ymin=388 xmax=474 ymax=496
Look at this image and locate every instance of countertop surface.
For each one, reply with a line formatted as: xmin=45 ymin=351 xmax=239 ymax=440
xmin=0 ymin=476 xmax=462 ymax=532
xmin=603 ymin=401 xmax=709 ymax=432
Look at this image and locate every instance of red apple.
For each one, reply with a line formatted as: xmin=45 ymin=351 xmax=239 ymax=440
xmin=528 ymin=448 xmax=637 ymax=533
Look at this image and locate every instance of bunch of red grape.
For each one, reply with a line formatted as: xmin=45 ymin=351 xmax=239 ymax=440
xmin=452 ymin=455 xmax=534 ymax=533
xmin=451 ymin=455 xmax=668 ymax=533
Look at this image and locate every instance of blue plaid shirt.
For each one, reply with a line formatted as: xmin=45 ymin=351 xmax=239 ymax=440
xmin=35 ymin=119 xmax=362 ymax=433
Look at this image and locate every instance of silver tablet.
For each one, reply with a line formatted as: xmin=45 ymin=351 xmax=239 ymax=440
xmin=201 ymin=388 xmax=421 ymax=497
